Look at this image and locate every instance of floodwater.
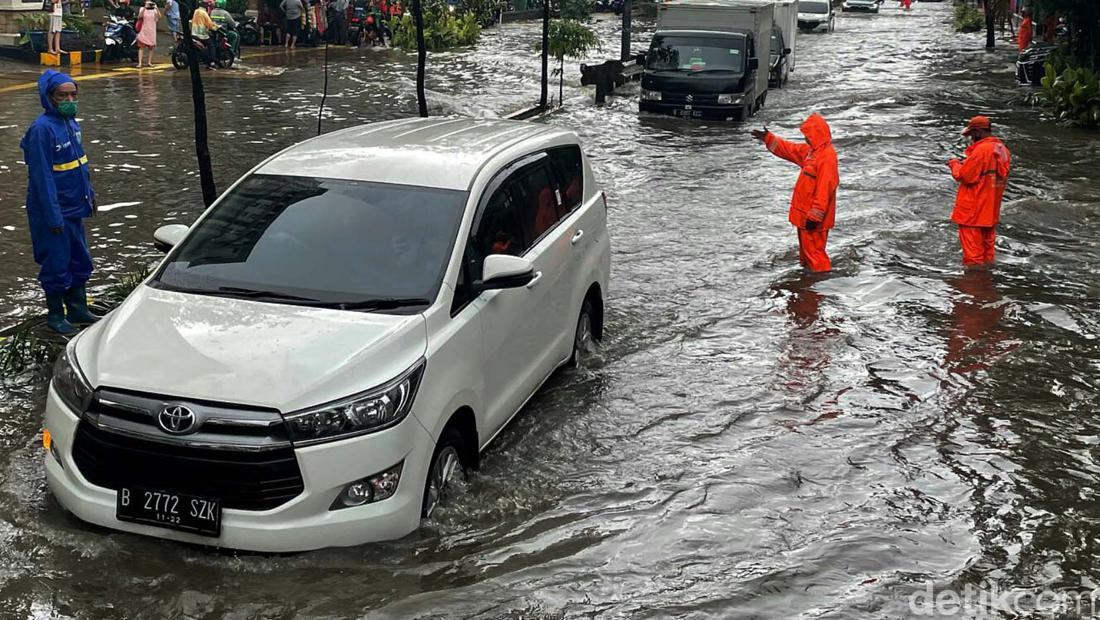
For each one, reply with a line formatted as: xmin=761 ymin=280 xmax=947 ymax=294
xmin=2 ymin=4 xmax=1100 ymax=618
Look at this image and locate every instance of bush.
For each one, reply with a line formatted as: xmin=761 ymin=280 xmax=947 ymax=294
xmin=390 ymin=10 xmax=481 ymax=51
xmin=556 ymin=0 xmax=593 ymax=21
xmin=458 ymin=0 xmax=503 ymax=26
xmin=1031 ymin=61 xmax=1100 ymax=126
xmin=953 ymin=1 xmax=983 ymax=33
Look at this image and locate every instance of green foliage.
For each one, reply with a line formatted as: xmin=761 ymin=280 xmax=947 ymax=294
xmin=0 ymin=330 xmax=62 ymax=381
xmin=458 ymin=0 xmax=503 ymax=26
xmin=953 ymin=1 xmax=983 ymax=33
xmin=555 ymin=0 xmax=593 ymax=22
xmin=545 ymin=18 xmax=599 ymax=62
xmin=1031 ymin=61 xmax=1100 ymax=126
xmin=1027 ymin=0 xmax=1099 ymax=68
xmin=391 ymin=10 xmax=482 ymax=51
xmin=17 ymin=14 xmax=97 ymax=48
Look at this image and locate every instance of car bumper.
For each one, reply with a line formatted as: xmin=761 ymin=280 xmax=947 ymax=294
xmin=639 ymin=99 xmax=742 ymax=121
xmin=43 ymin=386 xmax=434 ymax=553
xmin=798 ymin=19 xmax=825 ymax=29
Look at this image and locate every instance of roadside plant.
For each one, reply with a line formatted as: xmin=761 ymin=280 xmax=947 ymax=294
xmin=953 ymin=1 xmax=983 ymax=33
xmin=543 ymin=19 xmax=600 ymax=106
xmin=17 ymin=14 xmax=98 ymax=49
xmin=391 ymin=10 xmax=481 ymax=51
xmin=556 ymin=0 xmax=593 ymax=22
xmin=1029 ymin=61 xmax=1100 ymax=126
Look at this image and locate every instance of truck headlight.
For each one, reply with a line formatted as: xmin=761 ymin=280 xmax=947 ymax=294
xmin=717 ymin=94 xmax=742 ymax=105
xmin=52 ymin=345 xmax=93 ymax=413
xmin=286 ymin=359 xmax=425 ymax=445
xmin=641 ymin=89 xmax=662 ymax=101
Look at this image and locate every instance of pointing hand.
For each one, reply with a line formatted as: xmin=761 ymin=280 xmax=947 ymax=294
xmin=750 ymin=129 xmax=768 ymax=142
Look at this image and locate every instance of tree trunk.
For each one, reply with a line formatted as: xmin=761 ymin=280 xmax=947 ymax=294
xmin=559 ymin=57 xmax=564 ymax=108
xmin=621 ymin=0 xmax=632 ymax=61
xmin=180 ymin=0 xmax=217 ymax=207
xmin=413 ymin=0 xmax=428 ymax=117
xmin=985 ymin=0 xmax=995 ymax=49
xmin=540 ymin=0 xmax=549 ymax=110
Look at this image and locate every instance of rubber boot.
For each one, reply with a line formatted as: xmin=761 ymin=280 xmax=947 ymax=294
xmin=46 ymin=293 xmax=77 ymax=335
xmin=63 ymin=286 xmax=101 ymax=325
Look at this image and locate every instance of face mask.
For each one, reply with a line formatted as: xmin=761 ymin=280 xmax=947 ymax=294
xmin=57 ymin=100 xmax=78 ymax=117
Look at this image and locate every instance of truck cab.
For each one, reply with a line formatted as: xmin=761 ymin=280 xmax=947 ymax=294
xmin=639 ymin=29 xmax=763 ymax=121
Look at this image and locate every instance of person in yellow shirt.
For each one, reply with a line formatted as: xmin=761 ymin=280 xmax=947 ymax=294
xmin=190 ymin=0 xmax=220 ymax=67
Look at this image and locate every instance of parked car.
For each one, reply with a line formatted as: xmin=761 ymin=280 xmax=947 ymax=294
xmin=797 ymin=0 xmax=834 ymax=32
xmin=842 ymin=0 xmax=879 ymax=12
xmin=43 ymin=118 xmax=611 ymax=553
xmin=768 ymin=27 xmax=792 ymax=87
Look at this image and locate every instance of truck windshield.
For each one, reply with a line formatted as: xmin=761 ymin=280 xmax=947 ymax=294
xmin=153 ymin=174 xmax=468 ymax=309
xmin=801 ymin=1 xmax=829 ymax=13
xmin=646 ymin=35 xmax=745 ymax=73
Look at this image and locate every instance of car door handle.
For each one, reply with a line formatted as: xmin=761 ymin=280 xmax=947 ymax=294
xmin=571 ymin=230 xmax=585 ymax=245
xmin=526 ymin=271 xmax=543 ymax=289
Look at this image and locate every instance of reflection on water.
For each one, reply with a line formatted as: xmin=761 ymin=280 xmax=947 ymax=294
xmin=0 ymin=4 xmax=1099 ymax=618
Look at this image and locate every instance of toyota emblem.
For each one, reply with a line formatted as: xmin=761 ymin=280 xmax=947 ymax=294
xmin=157 ymin=404 xmax=197 ymax=435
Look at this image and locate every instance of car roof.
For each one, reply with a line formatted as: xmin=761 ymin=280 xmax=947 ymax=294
xmin=656 ymin=29 xmax=748 ymax=37
xmin=255 ymin=117 xmax=573 ymax=191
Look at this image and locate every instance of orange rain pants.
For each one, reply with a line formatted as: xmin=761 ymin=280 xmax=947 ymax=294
xmin=798 ymin=229 xmax=831 ymax=272
xmin=958 ymin=226 xmax=996 ymax=266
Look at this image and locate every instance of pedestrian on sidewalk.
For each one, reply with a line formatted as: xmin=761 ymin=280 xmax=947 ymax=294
xmin=947 ymin=116 xmax=1012 ymax=269
xmin=281 ymin=0 xmax=304 ymax=47
xmin=1017 ymin=8 xmax=1032 ymax=51
xmin=165 ymin=0 xmax=182 ymax=39
xmin=752 ymin=113 xmax=840 ymax=273
xmin=20 ymin=71 xmax=99 ymax=334
xmin=47 ymin=0 xmax=65 ymax=55
xmin=136 ymin=0 xmax=160 ymax=67
xmin=333 ymin=0 xmax=349 ymax=44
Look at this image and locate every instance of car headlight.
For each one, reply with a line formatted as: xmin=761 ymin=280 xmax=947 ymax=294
xmin=641 ymin=89 xmax=662 ymax=101
xmin=717 ymin=94 xmax=742 ymax=105
xmin=286 ymin=359 xmax=426 ymax=446
xmin=52 ymin=344 xmax=93 ymax=413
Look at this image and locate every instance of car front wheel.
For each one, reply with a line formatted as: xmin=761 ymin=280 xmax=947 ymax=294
xmin=421 ymin=427 xmax=466 ymax=518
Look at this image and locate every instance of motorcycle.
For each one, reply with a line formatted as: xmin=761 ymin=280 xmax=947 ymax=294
xmin=171 ymin=27 xmax=236 ymax=70
xmin=1016 ymin=41 xmax=1057 ymax=86
xmin=102 ymin=14 xmax=139 ymax=62
xmin=236 ymin=13 xmax=259 ymax=46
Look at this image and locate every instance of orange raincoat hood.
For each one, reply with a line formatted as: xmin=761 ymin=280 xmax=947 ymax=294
xmin=800 ymin=112 xmax=833 ymax=150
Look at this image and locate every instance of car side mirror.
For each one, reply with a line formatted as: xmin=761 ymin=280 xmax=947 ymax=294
xmin=783 ymin=47 xmax=792 ymax=56
xmin=475 ymin=254 xmax=535 ymax=292
xmin=153 ymin=224 xmax=189 ymax=253
xmin=748 ymin=57 xmax=760 ymax=71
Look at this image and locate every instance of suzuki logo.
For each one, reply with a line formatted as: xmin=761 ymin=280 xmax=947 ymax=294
xmin=686 ymin=94 xmax=694 ymax=103
xmin=157 ymin=404 xmax=197 ymax=435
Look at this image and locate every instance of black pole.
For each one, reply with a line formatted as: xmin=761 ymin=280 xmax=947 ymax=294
xmin=317 ymin=42 xmax=329 ymax=135
xmin=620 ymin=0 xmax=631 ymax=61
xmin=540 ymin=0 xmax=549 ymax=110
xmin=985 ymin=0 xmax=995 ymax=49
xmin=180 ymin=0 xmax=217 ymax=207
xmin=559 ymin=57 xmax=564 ymax=107
xmin=413 ymin=0 xmax=428 ymax=117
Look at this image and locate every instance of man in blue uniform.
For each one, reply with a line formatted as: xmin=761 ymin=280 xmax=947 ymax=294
xmin=21 ymin=70 xmax=99 ymax=334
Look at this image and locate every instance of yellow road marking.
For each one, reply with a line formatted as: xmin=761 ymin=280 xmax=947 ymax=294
xmin=0 ymin=46 xmax=328 ymax=94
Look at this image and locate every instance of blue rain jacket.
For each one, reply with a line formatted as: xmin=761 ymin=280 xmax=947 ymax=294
xmin=21 ymin=70 xmax=95 ymax=231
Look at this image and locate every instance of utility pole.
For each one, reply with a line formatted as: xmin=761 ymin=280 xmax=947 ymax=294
xmin=540 ymin=0 xmax=549 ymax=110
xmin=621 ymin=0 xmax=632 ymax=61
xmin=413 ymin=0 xmax=428 ymax=116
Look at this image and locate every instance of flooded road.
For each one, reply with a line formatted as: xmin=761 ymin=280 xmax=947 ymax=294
xmin=2 ymin=3 xmax=1100 ymax=617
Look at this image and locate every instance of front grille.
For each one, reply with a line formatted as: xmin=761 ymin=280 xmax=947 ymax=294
xmin=660 ymin=92 xmax=720 ymax=105
xmin=72 ymin=422 xmax=305 ymax=511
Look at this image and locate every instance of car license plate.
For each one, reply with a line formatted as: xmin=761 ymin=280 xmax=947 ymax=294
xmin=116 ymin=486 xmax=221 ymax=537
xmin=675 ymin=108 xmax=702 ymax=118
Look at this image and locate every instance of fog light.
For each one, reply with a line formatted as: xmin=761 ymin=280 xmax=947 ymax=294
xmin=338 ymin=482 xmax=372 ymax=507
xmin=42 ymin=429 xmax=51 ymax=451
xmin=330 ymin=461 xmax=404 ymax=510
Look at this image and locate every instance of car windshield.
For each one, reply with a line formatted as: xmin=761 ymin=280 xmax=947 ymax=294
xmin=646 ymin=35 xmax=745 ymax=72
xmin=153 ymin=174 xmax=468 ymax=309
xmin=801 ymin=1 xmax=829 ymax=13
xmin=770 ymin=32 xmax=780 ymax=57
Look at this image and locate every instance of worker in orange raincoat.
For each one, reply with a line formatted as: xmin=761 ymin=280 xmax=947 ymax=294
xmin=948 ymin=115 xmax=1011 ymax=268
xmin=752 ymin=113 xmax=839 ymax=272
xmin=1017 ymin=8 xmax=1033 ymax=51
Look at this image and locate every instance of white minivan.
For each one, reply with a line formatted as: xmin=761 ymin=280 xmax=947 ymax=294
xmin=43 ymin=118 xmax=611 ymax=552
xmin=798 ymin=0 xmax=835 ymax=32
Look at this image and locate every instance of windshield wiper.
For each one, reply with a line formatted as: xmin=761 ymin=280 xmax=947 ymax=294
xmin=214 ymin=286 xmax=322 ymax=303
xmin=318 ymin=297 xmax=432 ymax=311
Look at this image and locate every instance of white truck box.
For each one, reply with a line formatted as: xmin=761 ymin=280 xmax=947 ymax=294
xmin=657 ymin=0 xmax=775 ymax=104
